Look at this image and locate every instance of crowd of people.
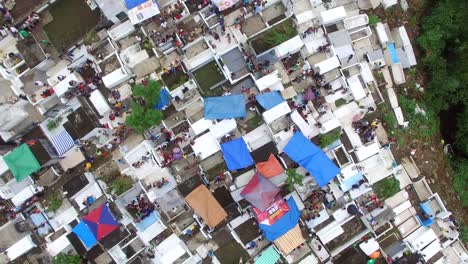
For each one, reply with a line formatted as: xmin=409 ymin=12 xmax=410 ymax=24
xmin=353 ymin=118 xmax=380 ymax=143
xmin=126 ymin=194 xmax=156 ymax=222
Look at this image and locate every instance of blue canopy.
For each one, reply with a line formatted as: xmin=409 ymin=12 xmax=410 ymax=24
xmin=259 ymin=198 xmax=301 ymax=241
xmin=124 ymin=0 xmax=146 ymax=9
xmin=221 ymin=138 xmax=254 ymax=171
xmin=204 ymin=95 xmax=246 ymax=120
xmin=72 ymin=221 xmax=97 ymax=248
xmin=417 ymin=201 xmax=435 ymax=227
xmin=156 ymin=88 xmax=173 ymax=110
xmin=256 ymin=92 xmax=284 ymax=111
xmin=284 ymin=132 xmax=340 ymax=187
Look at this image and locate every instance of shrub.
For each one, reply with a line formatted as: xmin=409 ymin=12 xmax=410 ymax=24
xmin=47 ymin=191 xmax=63 ymax=212
xmin=126 ymin=80 xmax=163 ymax=133
xmin=318 ymin=129 xmax=341 ymax=148
xmin=369 ymin=15 xmax=379 ymax=26
xmin=53 ymin=253 xmax=81 ymax=264
xmin=374 ymin=177 xmax=400 ymax=199
xmin=285 ymin=168 xmax=304 ymax=191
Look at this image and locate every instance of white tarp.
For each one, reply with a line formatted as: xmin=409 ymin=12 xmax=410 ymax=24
xmin=275 ymin=36 xmax=303 ymax=58
xmin=262 ymin=102 xmax=291 ymax=124
xmin=319 ymin=6 xmax=346 ymax=25
xmin=314 ymin=56 xmax=340 ymax=74
xmin=347 ymin=75 xmax=367 ymax=101
xmin=90 ymin=90 xmax=111 ymax=116
xmin=7 ymin=235 xmax=36 ymax=261
xmin=128 ymin=0 xmax=161 ymax=25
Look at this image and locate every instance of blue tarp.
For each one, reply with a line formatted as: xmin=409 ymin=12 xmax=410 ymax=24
xmin=124 ymin=0 xmax=146 ymax=9
xmin=204 ymin=95 xmax=246 ymax=120
xmin=259 ymin=198 xmax=301 ymax=241
xmin=256 ymin=92 xmax=284 ymax=111
xmin=388 ymin=43 xmax=399 ymax=63
xmin=72 ymin=221 xmax=97 ymax=248
xmin=221 ymin=138 xmax=254 ymax=171
xmin=156 ymin=88 xmax=173 ymax=110
xmin=135 ymin=212 xmax=159 ymax=231
xmin=284 ymin=132 xmax=340 ymax=187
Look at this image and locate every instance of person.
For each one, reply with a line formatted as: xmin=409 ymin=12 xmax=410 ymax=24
xmin=19 ymin=94 xmax=28 ymax=101
xmin=85 ymin=162 xmax=92 ymax=170
xmin=35 ymin=81 xmax=45 ymax=86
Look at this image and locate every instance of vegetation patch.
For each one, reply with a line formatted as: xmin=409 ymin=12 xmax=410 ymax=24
xmin=374 ymin=176 xmax=400 ymax=200
xmin=161 ymin=68 xmax=189 ymax=91
xmin=46 ymin=191 xmax=63 ymax=212
xmin=53 ymin=253 xmax=81 ymax=264
xmin=318 ymin=129 xmax=341 ymax=148
xmin=251 ymin=19 xmax=297 ymax=54
xmin=285 ymin=168 xmax=304 ymax=191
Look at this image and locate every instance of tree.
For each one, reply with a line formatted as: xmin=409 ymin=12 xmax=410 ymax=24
xmin=125 ymin=103 xmax=163 ymax=133
xmin=53 ymin=253 xmax=81 ymax=264
xmin=132 ymin=80 xmax=162 ymax=108
xmin=285 ymin=168 xmax=304 ymax=192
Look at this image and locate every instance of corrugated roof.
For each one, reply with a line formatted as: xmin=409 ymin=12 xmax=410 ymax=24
xmin=254 ymin=245 xmax=281 ymax=264
xmin=274 ymin=224 xmax=305 ymax=254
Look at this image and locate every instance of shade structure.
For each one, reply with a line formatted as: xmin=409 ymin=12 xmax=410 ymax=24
xmin=156 ymin=88 xmax=173 ymax=110
xmin=212 ymin=0 xmax=239 ymax=11
xmin=284 ymin=132 xmax=340 ymax=187
xmin=204 ymin=95 xmax=246 ymax=120
xmin=254 ymin=245 xmax=281 ymax=264
xmin=82 ymin=204 xmax=119 ymax=241
xmin=274 ymin=224 xmax=305 ymax=255
xmin=240 ymin=172 xmax=280 ymax=211
xmin=4 ymin=144 xmax=41 ymax=182
xmin=256 ymin=92 xmax=284 ymax=111
xmin=259 ymin=197 xmax=301 ymax=241
xmin=256 ymin=154 xmax=284 ymax=178
xmin=221 ymin=138 xmax=254 ymax=171
xmin=185 ymin=185 xmax=228 ymax=228
xmin=72 ymin=221 xmax=98 ymax=248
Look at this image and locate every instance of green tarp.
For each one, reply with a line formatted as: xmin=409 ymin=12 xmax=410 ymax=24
xmin=4 ymin=144 xmax=41 ymax=182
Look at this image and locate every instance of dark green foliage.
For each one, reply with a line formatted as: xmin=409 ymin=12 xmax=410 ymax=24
xmin=53 ymin=253 xmax=81 ymax=264
xmin=126 ymin=80 xmax=163 ymax=133
xmin=318 ymin=129 xmax=341 ymax=148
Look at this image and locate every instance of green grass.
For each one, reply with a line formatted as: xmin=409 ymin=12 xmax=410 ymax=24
xmin=369 ymin=15 xmax=379 ymax=26
xmin=47 ymin=191 xmax=63 ymax=212
xmin=374 ymin=176 xmax=400 ymax=199
xmin=110 ymin=177 xmax=133 ymax=196
xmin=193 ymin=61 xmax=226 ymax=92
xmin=335 ymin=98 xmax=347 ymax=108
xmin=247 ymin=114 xmax=263 ymax=128
xmin=162 ymin=68 xmax=189 ymax=91
xmin=398 ymin=95 xmax=438 ymax=141
xmin=205 ymin=162 xmax=227 ymax=181
xmin=318 ymin=129 xmax=341 ymax=148
xmin=43 ymin=0 xmax=100 ymax=49
xmin=251 ymin=19 xmax=297 ymax=54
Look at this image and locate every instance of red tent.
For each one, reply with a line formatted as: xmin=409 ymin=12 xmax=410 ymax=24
xmin=82 ymin=204 xmax=119 ymax=240
xmin=240 ymin=173 xmax=280 ymax=211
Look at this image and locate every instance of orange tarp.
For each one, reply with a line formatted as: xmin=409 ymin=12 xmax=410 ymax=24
xmin=184 ymin=185 xmax=228 ymax=228
xmin=256 ymin=154 xmax=284 ymax=178
xmin=274 ymin=224 xmax=305 ymax=254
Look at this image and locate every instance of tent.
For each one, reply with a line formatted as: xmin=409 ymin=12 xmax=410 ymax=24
xmin=212 ymin=0 xmax=239 ymax=11
xmin=254 ymin=245 xmax=281 ymax=264
xmin=204 ymin=95 xmax=246 ymax=120
xmin=156 ymin=88 xmax=173 ymax=110
xmin=72 ymin=221 xmax=98 ymax=248
xmin=4 ymin=144 xmax=41 ymax=182
xmin=82 ymin=204 xmax=119 ymax=240
xmin=283 ymin=132 xmax=340 ymax=187
xmin=256 ymin=92 xmax=284 ymax=111
xmin=258 ymin=197 xmax=301 ymax=241
xmin=240 ymin=173 xmax=280 ymax=212
xmin=274 ymin=224 xmax=305 ymax=255
xmin=185 ymin=185 xmax=228 ymax=228
xmin=221 ymin=138 xmax=254 ymax=171
xmin=256 ymin=154 xmax=284 ymax=178
xmin=72 ymin=204 xmax=119 ymax=248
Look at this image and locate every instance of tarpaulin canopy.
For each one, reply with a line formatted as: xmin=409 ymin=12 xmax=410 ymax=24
xmin=283 ymin=132 xmax=340 ymax=187
xmin=212 ymin=0 xmax=239 ymax=11
xmin=240 ymin=172 xmax=280 ymax=212
xmin=156 ymin=88 xmax=173 ymax=110
xmin=72 ymin=221 xmax=97 ymax=248
xmin=256 ymin=92 xmax=284 ymax=111
xmin=253 ymin=197 xmax=290 ymax=225
xmin=259 ymin=197 xmax=301 ymax=241
xmin=124 ymin=0 xmax=146 ymax=9
xmin=204 ymin=95 xmax=246 ymax=120
xmin=274 ymin=224 xmax=305 ymax=255
xmin=221 ymin=138 xmax=254 ymax=171
xmin=254 ymin=245 xmax=281 ymax=264
xmin=256 ymin=154 xmax=284 ymax=178
xmin=185 ymin=185 xmax=227 ymax=228
xmin=4 ymin=144 xmax=41 ymax=182
xmin=82 ymin=204 xmax=119 ymax=241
